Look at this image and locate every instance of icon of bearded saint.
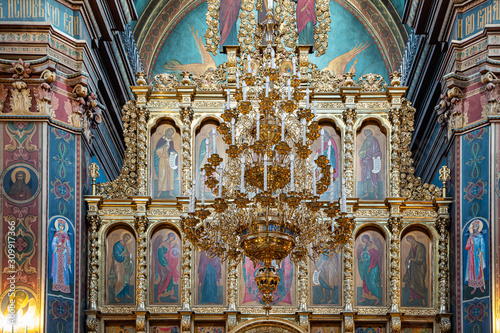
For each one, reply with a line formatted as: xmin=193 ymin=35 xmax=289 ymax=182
xmin=9 ymin=170 xmax=32 ymax=201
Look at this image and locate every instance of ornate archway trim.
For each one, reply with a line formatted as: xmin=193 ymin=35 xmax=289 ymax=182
xmin=229 ymin=317 xmax=308 ymax=333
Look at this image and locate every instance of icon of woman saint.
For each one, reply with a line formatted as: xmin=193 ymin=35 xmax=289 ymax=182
xmin=51 ymin=218 xmax=72 ymax=293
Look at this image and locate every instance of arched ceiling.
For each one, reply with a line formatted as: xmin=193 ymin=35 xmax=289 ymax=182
xmin=133 ymin=0 xmax=407 ymax=77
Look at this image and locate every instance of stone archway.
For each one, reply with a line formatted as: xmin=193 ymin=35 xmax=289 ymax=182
xmin=229 ymin=317 xmax=308 ymax=333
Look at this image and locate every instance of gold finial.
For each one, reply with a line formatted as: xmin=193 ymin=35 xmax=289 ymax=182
xmin=390 ymin=72 xmax=402 ymax=87
xmin=439 ymin=165 xmax=451 ymax=197
xmin=181 ymin=71 xmax=192 ymax=85
xmin=89 ymin=163 xmax=100 ymax=195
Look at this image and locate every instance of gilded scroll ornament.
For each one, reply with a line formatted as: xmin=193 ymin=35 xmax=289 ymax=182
xmin=390 ymin=315 xmax=401 ymax=333
xmin=388 ymin=217 xmax=402 ymax=312
xmin=343 ymin=238 xmax=355 ymax=311
xmin=205 ymin=0 xmax=221 ymax=55
xmin=227 ymin=258 xmax=239 ymax=311
xmin=9 ymin=81 xmax=32 ymax=114
xmin=86 ymin=315 xmax=98 ymax=333
xmin=313 ymin=0 xmax=331 ymax=56
xmin=238 ymin=0 xmax=256 ymax=54
xmin=151 ymin=73 xmax=180 ymax=91
xmin=342 ymin=109 xmax=357 ymax=197
xmin=358 ymin=74 xmax=387 ymax=92
xmin=88 ymin=215 xmax=101 ymax=310
xmin=181 ymin=240 xmax=193 ymax=310
xmin=436 ymin=217 xmax=450 ymax=313
xmin=389 ymin=107 xmax=402 ymax=197
xmin=0 ymin=84 xmax=7 ymax=112
xmin=275 ymin=0 xmax=298 ymax=51
xmin=136 ymin=107 xmax=149 ymax=196
xmin=180 ymin=107 xmax=194 ymax=196
xmin=135 ymin=216 xmax=149 ymax=310
xmin=297 ymin=260 xmax=308 ymax=311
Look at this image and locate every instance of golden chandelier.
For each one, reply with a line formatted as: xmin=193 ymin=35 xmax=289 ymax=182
xmin=181 ymin=0 xmax=354 ymax=310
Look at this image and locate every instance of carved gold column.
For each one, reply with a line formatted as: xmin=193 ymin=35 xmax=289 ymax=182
xmin=342 ymin=108 xmax=357 ymax=197
xmin=180 ymin=107 xmax=194 ymax=196
xmin=435 ymin=196 xmax=452 ymax=332
xmin=226 ymin=258 xmax=239 ymax=332
xmin=181 ymin=240 xmax=193 ymax=311
xmin=136 ymin=107 xmax=149 ymax=196
xmin=297 ymin=259 xmax=310 ymax=330
xmin=85 ymin=199 xmax=101 ymax=333
xmin=134 ymin=215 xmax=149 ymax=310
xmin=342 ymin=238 xmax=355 ymax=333
xmin=297 ymin=45 xmax=311 ymax=82
xmin=180 ymin=311 xmax=193 ymax=333
xmin=388 ymin=216 xmax=403 ymax=333
xmin=225 ymin=46 xmax=239 ymax=83
xmin=389 ymin=107 xmax=402 ymax=197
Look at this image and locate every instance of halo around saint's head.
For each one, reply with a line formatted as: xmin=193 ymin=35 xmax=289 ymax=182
xmin=11 ymin=167 xmax=30 ymax=184
xmin=54 ymin=217 xmax=69 ymax=233
xmin=468 ymin=219 xmax=483 ymax=234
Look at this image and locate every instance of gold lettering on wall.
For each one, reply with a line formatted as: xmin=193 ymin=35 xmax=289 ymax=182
xmin=46 ymin=3 xmax=59 ymax=26
xmin=0 ymin=3 xmax=4 ymax=18
xmin=7 ymin=0 xmax=44 ymax=19
xmin=466 ymin=14 xmax=475 ymax=36
xmin=63 ymin=11 xmax=79 ymax=36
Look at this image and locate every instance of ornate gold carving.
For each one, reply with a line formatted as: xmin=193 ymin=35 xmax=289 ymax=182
xmin=355 ymin=210 xmax=389 ymax=218
xmin=310 ymin=68 xmax=344 ymax=92
xmin=151 ymin=73 xmax=180 ymax=91
xmin=181 ymin=314 xmax=191 ymax=332
xmin=275 ymin=0 xmax=298 ymax=51
xmin=342 ymin=109 xmax=357 ymax=197
xmin=193 ymin=64 xmax=227 ymax=91
xmin=313 ymin=0 xmax=331 ymax=56
xmin=357 ymin=102 xmax=390 ymax=109
xmin=343 ymin=238 xmax=354 ymax=311
xmin=180 ymin=107 xmax=194 ymax=196
xmin=344 ymin=315 xmax=354 ymax=333
xmin=88 ymin=215 xmax=101 ymax=310
xmin=86 ymin=315 xmax=98 ymax=333
xmin=136 ymin=315 xmax=146 ymax=333
xmin=34 ymin=81 xmax=58 ymax=117
xmin=205 ymin=0 xmax=221 ymax=55
xmin=238 ymin=0 xmax=256 ymax=54
xmin=135 ymin=216 xmax=148 ymax=310
xmin=99 ymin=306 xmax=137 ymax=314
xmin=147 ymin=100 xmax=180 ymax=108
xmin=388 ymin=217 xmax=402 ymax=312
xmin=227 ymin=258 xmax=239 ymax=311
xmin=148 ymin=208 xmax=182 ymax=216
xmin=436 ymin=217 xmax=450 ymax=313
xmin=358 ymin=74 xmax=387 ymax=92
xmin=181 ymin=240 xmax=193 ymax=310
xmin=390 ymin=315 xmax=401 ymax=333
xmin=9 ymin=81 xmax=32 ymax=114
xmin=389 ymin=107 xmax=401 ymax=197
xmin=354 ymin=307 xmax=390 ymax=315
xmin=440 ymin=316 xmax=451 ymax=333
xmin=99 ymin=208 xmax=136 ymax=216
xmin=402 ymin=210 xmax=437 ymax=218
xmin=0 ymin=84 xmax=7 ymax=112
xmin=227 ymin=314 xmax=238 ymax=331
xmin=297 ymin=260 xmax=308 ymax=311
xmin=192 ymin=100 xmax=225 ymax=108
xmin=400 ymin=99 xmax=441 ymax=200
xmin=97 ymin=101 xmax=149 ymax=198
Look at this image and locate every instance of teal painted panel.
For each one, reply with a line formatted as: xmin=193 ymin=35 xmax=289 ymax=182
xmin=153 ymin=1 xmax=389 ymax=81
xmin=0 ymin=0 xmax=91 ymax=42
xmin=451 ymin=0 xmax=500 ymax=40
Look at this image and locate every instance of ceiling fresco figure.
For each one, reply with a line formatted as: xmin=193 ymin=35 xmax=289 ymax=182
xmin=220 ymin=0 xmax=242 ymax=46
xmin=295 ymin=0 xmax=317 ymax=45
xmin=163 ymin=26 xmax=216 ymax=76
xmin=321 ymin=42 xmax=371 ymax=77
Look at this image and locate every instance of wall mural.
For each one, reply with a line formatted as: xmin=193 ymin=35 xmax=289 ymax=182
xmin=356 ymin=123 xmax=386 ymax=200
xmin=311 ymin=122 xmax=341 ymax=201
xmin=240 ymin=255 xmax=295 ymax=307
xmin=106 ymin=323 xmax=136 ymax=332
xmin=355 ymin=325 xmax=385 ymax=333
xmin=195 ymin=121 xmax=226 ymax=200
xmin=151 ymin=324 xmax=179 ymax=333
xmin=151 ymin=2 xmax=389 ymax=81
xmin=0 ymin=122 xmax=42 ymax=330
xmin=150 ymin=228 xmax=181 ymax=304
xmin=310 ymin=250 xmax=341 ymax=306
xmin=310 ymin=322 xmax=341 ymax=333
xmin=194 ymin=251 xmax=226 ymax=305
xmin=151 ymin=121 xmax=181 ymax=199
xmin=106 ymin=229 xmax=136 ymax=305
xmin=401 ymin=323 xmax=433 ymax=332
xmin=400 ymin=230 xmax=431 ymax=307
xmin=354 ymin=229 xmax=386 ymax=306
xmin=461 ymin=127 xmax=490 ymax=333
xmin=195 ymin=323 xmax=225 ymax=333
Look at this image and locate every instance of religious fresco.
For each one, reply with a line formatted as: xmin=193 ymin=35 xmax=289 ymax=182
xmin=400 ymin=230 xmax=431 ymax=307
xmin=194 ymin=251 xmax=226 ymax=305
xmin=310 ymin=322 xmax=341 ymax=333
xmin=311 ymin=122 xmax=341 ymax=201
xmin=151 ymin=121 xmax=181 ymax=199
xmin=309 ymin=250 xmax=341 ymax=306
xmin=354 ymin=229 xmax=386 ymax=306
xmin=106 ymin=229 xmax=136 ymax=305
xmin=2 ymin=163 xmax=40 ymax=203
xmin=151 ymin=324 xmax=180 ymax=333
xmin=151 ymin=1 xmax=389 ymax=81
xmin=105 ymin=323 xmax=136 ymax=332
xmin=150 ymin=228 xmax=182 ymax=304
xmin=195 ymin=323 xmax=225 ymax=333
xmin=0 ymin=287 xmax=38 ymax=328
xmin=355 ymin=325 xmax=385 ymax=333
xmin=239 ymin=255 xmax=295 ymax=307
xmin=460 ymin=127 xmax=490 ymax=333
xmin=355 ymin=123 xmax=386 ymax=200
xmin=48 ymin=216 xmax=74 ymax=295
xmin=195 ymin=121 xmax=226 ymax=200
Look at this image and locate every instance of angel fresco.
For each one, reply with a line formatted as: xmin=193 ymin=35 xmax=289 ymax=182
xmin=356 ymin=232 xmax=384 ymax=306
xmin=153 ymin=126 xmax=179 ymax=198
xmin=197 ymin=251 xmax=223 ymax=304
xmin=321 ymin=42 xmax=372 ymax=76
xmin=163 ymin=26 xmax=216 ymax=77
xmin=152 ymin=231 xmax=181 ymax=304
xmin=313 ymin=125 xmax=340 ymax=200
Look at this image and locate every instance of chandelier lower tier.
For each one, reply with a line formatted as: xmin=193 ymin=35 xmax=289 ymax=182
xmin=181 ymin=5 xmax=353 ymax=311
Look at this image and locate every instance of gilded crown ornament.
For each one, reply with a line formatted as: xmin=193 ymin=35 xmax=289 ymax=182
xmin=180 ymin=0 xmax=352 ymax=312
